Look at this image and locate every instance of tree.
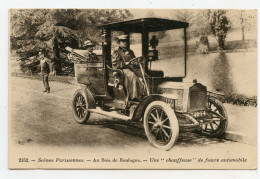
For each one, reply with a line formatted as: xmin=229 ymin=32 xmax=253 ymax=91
xmin=226 ymin=10 xmax=257 ymax=41
xmin=240 ymin=11 xmax=245 ymax=41
xmin=10 ymin=9 xmax=133 ymax=74
xmin=207 ymin=10 xmax=231 ymax=49
xmin=191 ymin=10 xmax=212 ymax=38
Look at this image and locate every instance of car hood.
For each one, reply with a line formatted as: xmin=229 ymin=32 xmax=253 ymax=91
xmin=158 ymin=81 xmax=195 ymax=90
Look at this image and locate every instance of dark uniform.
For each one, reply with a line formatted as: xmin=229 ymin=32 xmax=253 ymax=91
xmin=40 ymin=57 xmax=50 ymax=92
xmin=112 ymin=47 xmax=145 ymax=100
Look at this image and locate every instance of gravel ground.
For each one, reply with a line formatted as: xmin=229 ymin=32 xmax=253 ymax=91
xmin=8 ymin=76 xmax=257 ymax=169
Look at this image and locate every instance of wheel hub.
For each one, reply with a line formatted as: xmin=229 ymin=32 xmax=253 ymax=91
xmin=154 ymin=121 xmax=163 ymax=128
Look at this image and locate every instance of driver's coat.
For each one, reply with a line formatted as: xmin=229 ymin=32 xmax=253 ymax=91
xmin=112 ymin=47 xmax=145 ymax=100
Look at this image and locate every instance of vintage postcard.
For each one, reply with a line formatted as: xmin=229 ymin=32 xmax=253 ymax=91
xmin=8 ymin=9 xmax=257 ymax=169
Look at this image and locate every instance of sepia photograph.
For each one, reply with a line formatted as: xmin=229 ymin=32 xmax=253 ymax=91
xmin=8 ymin=8 xmax=257 ymax=170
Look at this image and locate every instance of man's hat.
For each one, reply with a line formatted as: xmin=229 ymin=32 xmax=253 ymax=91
xmin=83 ymin=40 xmax=95 ymax=47
xmin=117 ymin=34 xmax=128 ymax=42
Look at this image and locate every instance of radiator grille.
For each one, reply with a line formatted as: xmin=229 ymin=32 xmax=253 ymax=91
xmin=189 ymin=90 xmax=206 ymax=112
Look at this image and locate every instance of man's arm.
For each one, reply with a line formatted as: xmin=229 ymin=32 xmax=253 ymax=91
xmin=112 ymin=50 xmax=125 ymax=69
xmin=67 ymin=49 xmax=90 ymax=63
xmin=45 ymin=58 xmax=52 ymax=74
xmin=90 ymin=53 xmax=99 ymax=62
xmin=129 ymin=50 xmax=136 ymax=58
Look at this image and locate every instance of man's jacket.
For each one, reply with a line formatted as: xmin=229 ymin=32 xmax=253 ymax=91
xmin=112 ymin=47 xmax=135 ymax=69
xmin=40 ymin=58 xmax=50 ymax=74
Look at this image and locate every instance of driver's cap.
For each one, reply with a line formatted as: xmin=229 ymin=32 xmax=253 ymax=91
xmin=117 ymin=34 xmax=128 ymax=42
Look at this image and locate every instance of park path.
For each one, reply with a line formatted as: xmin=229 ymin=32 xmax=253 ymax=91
xmin=9 ymin=76 xmax=257 ymax=145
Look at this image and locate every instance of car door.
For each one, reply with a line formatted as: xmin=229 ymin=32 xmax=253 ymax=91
xmin=74 ymin=54 xmax=106 ymax=96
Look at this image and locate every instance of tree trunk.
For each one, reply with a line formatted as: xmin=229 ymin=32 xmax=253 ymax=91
xmin=217 ymin=36 xmax=225 ymax=50
xmin=52 ymin=33 xmax=61 ymax=73
xmin=53 ymin=35 xmax=60 ymax=59
xmin=240 ymin=11 xmax=245 ymax=41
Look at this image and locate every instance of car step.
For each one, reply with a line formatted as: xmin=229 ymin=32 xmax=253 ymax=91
xmin=104 ymin=100 xmax=127 ymax=109
xmin=87 ymin=107 xmax=131 ymax=121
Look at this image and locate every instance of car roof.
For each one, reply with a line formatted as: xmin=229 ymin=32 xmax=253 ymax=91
xmin=98 ymin=18 xmax=189 ymax=33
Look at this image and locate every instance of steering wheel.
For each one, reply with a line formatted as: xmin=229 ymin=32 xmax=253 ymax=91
xmin=126 ymin=56 xmax=143 ymax=66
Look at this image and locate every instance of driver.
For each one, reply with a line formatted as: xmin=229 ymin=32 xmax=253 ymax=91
xmin=112 ymin=34 xmax=145 ymax=101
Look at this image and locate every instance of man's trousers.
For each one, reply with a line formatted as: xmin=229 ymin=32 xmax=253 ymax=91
xmin=42 ymin=74 xmax=50 ymax=91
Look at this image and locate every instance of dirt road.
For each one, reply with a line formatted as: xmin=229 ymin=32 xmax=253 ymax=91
xmin=9 ymin=77 xmax=257 ymax=169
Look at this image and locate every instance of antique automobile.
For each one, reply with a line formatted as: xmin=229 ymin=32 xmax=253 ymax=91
xmin=68 ymin=18 xmax=228 ymax=150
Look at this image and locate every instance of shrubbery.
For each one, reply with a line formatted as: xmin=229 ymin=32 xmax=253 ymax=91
xmin=10 ymin=9 xmax=133 ymax=74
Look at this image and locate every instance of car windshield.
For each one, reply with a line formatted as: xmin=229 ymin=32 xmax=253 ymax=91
xmin=148 ymin=29 xmax=185 ymax=77
xmin=110 ymin=29 xmax=186 ymax=77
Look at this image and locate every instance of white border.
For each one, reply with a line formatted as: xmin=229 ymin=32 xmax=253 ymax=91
xmin=1 ymin=0 xmax=259 ymax=178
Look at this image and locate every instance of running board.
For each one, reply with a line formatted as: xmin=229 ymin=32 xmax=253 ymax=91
xmin=87 ymin=107 xmax=131 ymax=121
xmin=104 ymin=100 xmax=127 ymax=109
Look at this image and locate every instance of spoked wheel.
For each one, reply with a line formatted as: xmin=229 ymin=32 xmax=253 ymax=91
xmin=72 ymin=89 xmax=90 ymax=124
xmin=143 ymin=101 xmax=179 ymax=150
xmin=199 ymin=96 xmax=228 ymax=137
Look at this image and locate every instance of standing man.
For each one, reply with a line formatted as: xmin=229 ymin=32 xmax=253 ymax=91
xmin=39 ymin=50 xmax=51 ymax=93
xmin=112 ymin=35 xmax=145 ymax=101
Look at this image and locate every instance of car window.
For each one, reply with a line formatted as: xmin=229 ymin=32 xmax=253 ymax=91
xmin=130 ymin=33 xmax=142 ymax=57
xmin=111 ymin=31 xmax=123 ymax=52
xmin=149 ymin=29 xmax=185 ymax=77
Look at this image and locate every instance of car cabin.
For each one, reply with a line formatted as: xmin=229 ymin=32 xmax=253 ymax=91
xmin=98 ymin=18 xmax=189 ymax=93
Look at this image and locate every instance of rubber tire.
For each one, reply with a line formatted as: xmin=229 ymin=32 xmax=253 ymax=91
xmin=72 ymin=89 xmax=91 ymax=124
xmin=143 ymin=101 xmax=179 ymax=150
xmin=199 ymin=96 xmax=228 ymax=137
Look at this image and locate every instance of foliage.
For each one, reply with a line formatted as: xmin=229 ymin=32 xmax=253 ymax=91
xmin=19 ymin=56 xmax=40 ymax=74
xmin=175 ymin=10 xmax=194 ymax=25
xmin=207 ymin=10 xmax=231 ymax=49
xmin=10 ymin=9 xmax=256 ymax=74
xmin=10 ymin=9 xmax=133 ymax=74
xmin=226 ymin=10 xmax=257 ymax=41
xmin=190 ymin=10 xmax=212 ymax=37
xmin=173 ymin=10 xmax=194 ymax=40
xmin=171 ymin=10 xmax=211 ymax=40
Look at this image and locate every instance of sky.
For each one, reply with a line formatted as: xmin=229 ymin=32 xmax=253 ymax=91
xmin=129 ymin=9 xmax=257 ymax=41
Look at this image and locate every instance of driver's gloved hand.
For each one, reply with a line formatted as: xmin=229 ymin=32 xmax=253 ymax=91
xmin=132 ymin=61 xmax=139 ymax=68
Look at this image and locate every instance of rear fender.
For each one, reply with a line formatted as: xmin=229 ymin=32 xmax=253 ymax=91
xmin=132 ymin=95 xmax=175 ymax=121
xmin=78 ymin=84 xmax=96 ymax=109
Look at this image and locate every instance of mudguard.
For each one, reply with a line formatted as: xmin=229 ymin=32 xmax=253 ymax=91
xmin=77 ymin=84 xmax=96 ymax=109
xmin=132 ymin=94 xmax=175 ymax=121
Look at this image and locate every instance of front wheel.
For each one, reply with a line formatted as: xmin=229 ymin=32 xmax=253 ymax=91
xmin=72 ymin=89 xmax=91 ymax=124
xmin=143 ymin=101 xmax=179 ymax=150
xmin=199 ymin=96 xmax=228 ymax=137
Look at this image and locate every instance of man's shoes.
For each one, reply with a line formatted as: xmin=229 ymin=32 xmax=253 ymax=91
xmin=42 ymin=90 xmax=48 ymax=92
xmin=47 ymin=91 xmax=50 ymax=93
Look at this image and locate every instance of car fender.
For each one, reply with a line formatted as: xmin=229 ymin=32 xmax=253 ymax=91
xmin=132 ymin=94 xmax=176 ymax=121
xmin=77 ymin=84 xmax=96 ymax=109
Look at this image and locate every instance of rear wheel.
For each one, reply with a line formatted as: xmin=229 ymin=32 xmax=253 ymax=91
xmin=72 ymin=89 xmax=90 ymax=124
xmin=143 ymin=101 xmax=179 ymax=150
